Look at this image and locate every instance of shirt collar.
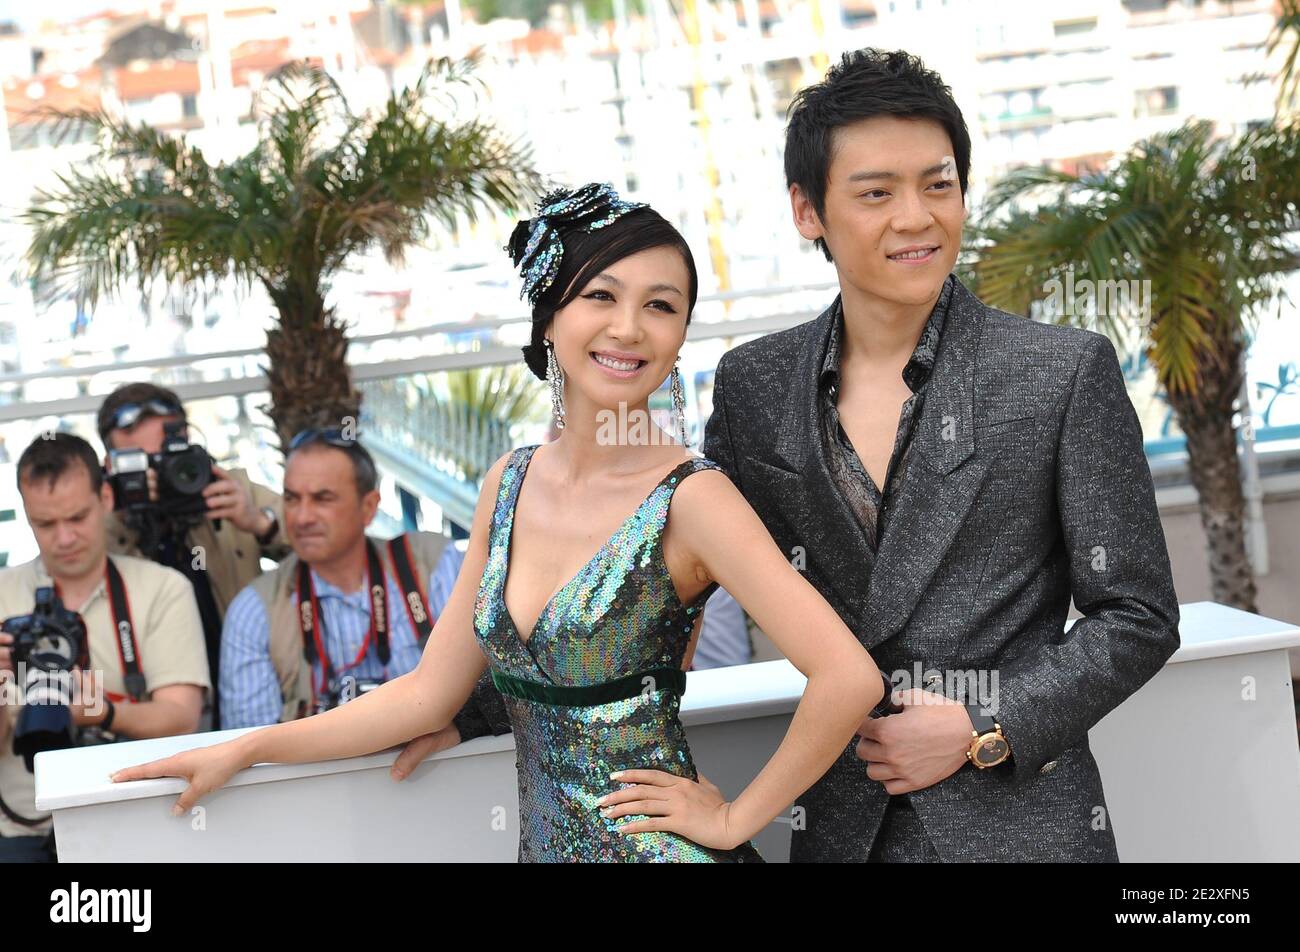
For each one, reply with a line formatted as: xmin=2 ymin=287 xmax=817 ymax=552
xmin=308 ymin=568 xmax=374 ymax=609
xmin=820 ymin=273 xmax=955 ymax=394
xmin=32 ymin=555 xmax=107 ymax=612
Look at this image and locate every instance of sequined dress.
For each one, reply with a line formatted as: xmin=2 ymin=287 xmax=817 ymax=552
xmin=473 ymin=445 xmax=764 ymax=863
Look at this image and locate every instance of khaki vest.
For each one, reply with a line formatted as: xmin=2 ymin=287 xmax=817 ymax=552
xmin=248 ymin=532 xmax=450 ymax=723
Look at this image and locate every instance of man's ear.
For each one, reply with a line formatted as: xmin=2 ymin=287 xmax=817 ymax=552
xmin=360 ymin=489 xmax=382 ymax=527
xmin=789 ymin=184 xmax=825 ymax=243
xmin=99 ymin=479 xmax=115 ymax=512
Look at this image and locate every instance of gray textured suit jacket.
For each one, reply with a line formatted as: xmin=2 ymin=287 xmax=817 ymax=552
xmin=701 ymin=277 xmax=1180 ymax=862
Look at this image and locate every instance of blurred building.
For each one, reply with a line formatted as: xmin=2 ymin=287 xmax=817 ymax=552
xmin=0 ymin=0 xmax=1296 ymax=619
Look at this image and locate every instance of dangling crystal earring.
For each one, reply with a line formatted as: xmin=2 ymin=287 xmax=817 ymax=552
xmin=670 ymin=358 xmax=688 ymax=448
xmin=545 ymin=339 xmax=566 ymax=430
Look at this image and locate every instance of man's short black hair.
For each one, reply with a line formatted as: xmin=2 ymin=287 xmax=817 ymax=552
xmin=97 ymin=382 xmax=185 ymax=446
xmin=286 ymin=437 xmax=379 ymax=498
xmin=784 ymin=48 xmax=972 ymax=262
xmin=17 ymin=431 xmax=104 ymax=495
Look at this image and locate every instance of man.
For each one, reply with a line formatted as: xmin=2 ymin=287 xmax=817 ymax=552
xmin=702 ymin=48 xmax=1180 ymax=862
xmin=219 ymin=429 xmax=509 ymax=743
xmin=0 ymin=433 xmax=209 ymax=861
xmin=691 ymin=588 xmax=752 ymax=669
xmin=99 ymin=383 xmax=288 ymax=729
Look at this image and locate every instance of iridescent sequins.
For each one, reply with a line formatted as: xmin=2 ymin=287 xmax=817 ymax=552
xmin=508 ymin=183 xmax=649 ymax=305
xmin=471 ymin=445 xmax=764 ymax=863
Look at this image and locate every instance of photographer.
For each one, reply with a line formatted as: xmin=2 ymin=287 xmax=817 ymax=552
xmin=99 ymin=383 xmax=287 ymax=730
xmin=219 ymin=429 xmax=509 ymax=743
xmin=0 ymin=434 xmax=209 ymax=860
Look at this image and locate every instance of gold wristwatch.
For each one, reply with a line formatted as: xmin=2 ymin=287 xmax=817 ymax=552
xmin=965 ymin=704 xmax=1011 ymax=768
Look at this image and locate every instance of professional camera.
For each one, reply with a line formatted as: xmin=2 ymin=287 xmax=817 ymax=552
xmin=106 ymin=419 xmax=214 ymax=520
xmin=314 ymin=675 xmax=383 ymax=715
xmin=2 ymin=588 xmax=89 ymax=770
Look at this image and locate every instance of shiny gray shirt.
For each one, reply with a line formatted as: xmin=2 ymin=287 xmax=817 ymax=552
xmin=817 ymin=275 xmax=954 ymax=552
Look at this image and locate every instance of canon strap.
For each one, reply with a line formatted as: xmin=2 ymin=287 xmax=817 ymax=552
xmin=386 ymin=535 xmax=436 ymax=647
xmin=295 ymin=536 xmax=439 ymax=705
xmin=0 ymin=787 xmax=47 ymax=827
xmin=53 ymin=556 xmax=145 ymax=703
xmin=104 ymin=558 xmax=146 ymax=702
xmin=297 ymin=539 xmax=389 ymax=701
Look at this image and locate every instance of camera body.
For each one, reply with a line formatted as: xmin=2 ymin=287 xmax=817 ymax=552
xmin=314 ymin=676 xmax=383 ymax=715
xmin=106 ymin=419 xmax=213 ymax=520
xmin=2 ymin=587 xmax=90 ymax=769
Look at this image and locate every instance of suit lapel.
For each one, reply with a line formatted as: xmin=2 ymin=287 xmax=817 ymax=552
xmin=777 ymin=281 xmax=992 ymax=652
xmin=773 ymin=298 xmax=877 ymax=625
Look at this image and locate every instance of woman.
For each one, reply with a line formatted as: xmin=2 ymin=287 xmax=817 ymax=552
xmin=111 ymin=183 xmax=887 ymax=862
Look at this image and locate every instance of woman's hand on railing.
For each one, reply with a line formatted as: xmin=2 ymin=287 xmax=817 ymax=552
xmin=109 ymin=735 xmax=257 ymax=816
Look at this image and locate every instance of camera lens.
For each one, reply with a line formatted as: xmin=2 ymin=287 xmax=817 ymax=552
xmin=161 ymin=449 xmax=212 ymax=496
xmin=28 ymin=632 xmax=77 ymax=673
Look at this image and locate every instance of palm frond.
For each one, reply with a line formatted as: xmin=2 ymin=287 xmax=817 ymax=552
xmin=971 ymin=119 xmax=1300 ymax=398
xmin=22 ymin=55 xmax=541 ymax=316
xmin=1267 ymin=0 xmax=1300 ymax=114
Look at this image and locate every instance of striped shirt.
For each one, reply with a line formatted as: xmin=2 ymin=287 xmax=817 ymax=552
xmin=219 ymin=541 xmax=465 ymax=729
xmin=692 ymin=587 xmax=752 ymax=669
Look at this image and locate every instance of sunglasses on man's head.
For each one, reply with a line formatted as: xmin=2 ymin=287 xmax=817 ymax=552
xmin=289 ymin=427 xmax=360 ymax=451
xmin=110 ymin=399 xmax=184 ymax=432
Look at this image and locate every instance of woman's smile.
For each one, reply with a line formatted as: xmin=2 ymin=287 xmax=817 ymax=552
xmin=589 ymin=350 xmax=649 ymax=379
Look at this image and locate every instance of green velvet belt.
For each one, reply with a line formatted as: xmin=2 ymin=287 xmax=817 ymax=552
xmin=490 ymin=666 xmax=686 ymax=707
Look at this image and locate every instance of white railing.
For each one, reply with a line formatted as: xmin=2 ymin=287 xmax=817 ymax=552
xmin=0 ymin=283 xmax=838 ymax=423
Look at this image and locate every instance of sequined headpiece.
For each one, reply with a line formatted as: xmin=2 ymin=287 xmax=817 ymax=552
xmin=506 ymin=183 xmax=649 ymax=306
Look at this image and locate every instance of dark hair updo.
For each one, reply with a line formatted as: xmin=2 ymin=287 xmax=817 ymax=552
xmin=508 ymin=188 xmax=700 ymax=381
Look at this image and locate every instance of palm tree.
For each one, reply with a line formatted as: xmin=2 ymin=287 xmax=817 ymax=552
xmin=23 ymin=56 xmax=540 ymax=449
xmin=970 ymin=120 xmax=1300 ymax=612
xmin=435 ymin=364 xmax=547 ymax=481
xmin=1269 ymin=0 xmax=1300 ymax=116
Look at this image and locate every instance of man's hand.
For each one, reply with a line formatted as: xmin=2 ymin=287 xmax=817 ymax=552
xmin=68 ymin=668 xmax=108 ymax=727
xmin=202 ymin=465 xmax=268 ymax=535
xmin=855 ymin=688 xmax=974 ymax=794
xmin=1 ymin=655 xmax=107 ymax=724
xmin=389 ymin=725 xmax=462 ymax=781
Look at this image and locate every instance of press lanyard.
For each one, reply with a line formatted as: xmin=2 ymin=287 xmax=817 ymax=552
xmin=296 ymin=540 xmax=390 ymax=701
xmin=53 ymin=556 xmax=145 ymax=703
xmin=386 ymin=535 xmax=436 ymax=645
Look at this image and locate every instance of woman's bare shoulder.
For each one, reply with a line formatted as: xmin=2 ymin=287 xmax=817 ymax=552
xmin=468 ymin=446 xmax=533 ymax=540
xmin=482 ymin=444 xmax=539 ymax=495
xmin=669 ymin=457 xmax=743 ymax=512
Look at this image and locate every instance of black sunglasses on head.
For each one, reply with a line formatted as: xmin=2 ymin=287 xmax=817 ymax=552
xmin=289 ymin=427 xmax=360 ymax=451
xmin=110 ymin=399 xmax=184 ymax=432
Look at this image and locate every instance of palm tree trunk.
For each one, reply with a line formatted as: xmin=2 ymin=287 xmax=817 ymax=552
xmin=1165 ymin=334 xmax=1259 ymax=612
xmin=263 ymin=289 xmax=361 ymax=452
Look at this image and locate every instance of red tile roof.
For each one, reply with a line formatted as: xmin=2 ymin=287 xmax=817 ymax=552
xmin=510 ymin=28 xmax=566 ymax=56
xmin=229 ymin=36 xmax=294 ymax=84
xmin=114 ymin=59 xmax=200 ymax=100
xmin=226 ymin=5 xmax=279 ymax=18
xmin=3 ymin=69 xmax=105 ymax=124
